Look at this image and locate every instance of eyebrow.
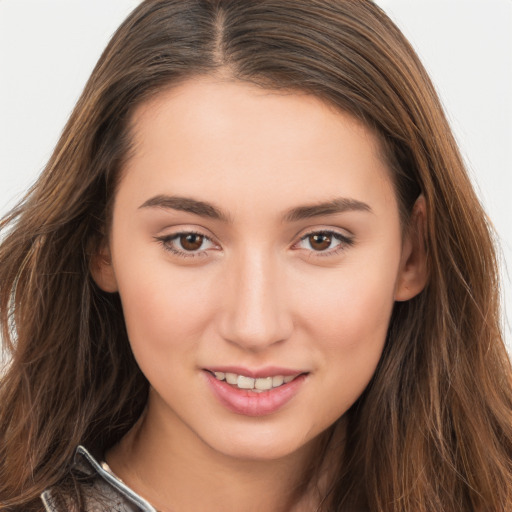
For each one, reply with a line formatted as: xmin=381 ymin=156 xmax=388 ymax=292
xmin=139 ymin=195 xmax=230 ymax=222
xmin=139 ymin=195 xmax=372 ymax=222
xmin=283 ymin=197 xmax=372 ymax=222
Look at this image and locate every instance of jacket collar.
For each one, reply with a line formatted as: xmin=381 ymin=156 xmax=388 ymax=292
xmin=41 ymin=445 xmax=157 ymax=512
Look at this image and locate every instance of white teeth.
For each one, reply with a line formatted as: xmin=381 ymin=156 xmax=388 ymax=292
xmin=211 ymin=371 xmax=299 ymax=390
xmin=255 ymin=376 xmax=273 ymax=390
xmin=237 ymin=375 xmax=255 ymax=389
xmin=225 ymin=373 xmax=238 ymax=385
xmin=272 ymin=375 xmax=284 ymax=387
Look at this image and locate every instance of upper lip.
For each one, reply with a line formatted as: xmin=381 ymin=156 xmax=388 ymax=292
xmin=204 ymin=366 xmax=307 ymax=379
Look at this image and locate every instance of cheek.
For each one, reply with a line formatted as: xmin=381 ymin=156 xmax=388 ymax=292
xmin=112 ymin=252 xmax=217 ymax=364
xmin=296 ymin=241 xmax=400 ymax=398
xmin=301 ymin=269 xmax=395 ymax=421
xmin=301 ymin=261 xmax=398 ymax=345
xmin=306 ymin=284 xmax=392 ymax=384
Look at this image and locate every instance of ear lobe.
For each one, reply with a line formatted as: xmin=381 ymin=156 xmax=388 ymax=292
xmin=90 ymin=242 xmax=118 ymax=293
xmin=394 ymin=195 xmax=428 ymax=302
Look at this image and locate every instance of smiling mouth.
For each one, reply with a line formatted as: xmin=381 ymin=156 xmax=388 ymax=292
xmin=206 ymin=370 xmax=303 ymax=393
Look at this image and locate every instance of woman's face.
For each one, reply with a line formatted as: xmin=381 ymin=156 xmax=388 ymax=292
xmin=94 ymin=78 xmax=425 ymax=461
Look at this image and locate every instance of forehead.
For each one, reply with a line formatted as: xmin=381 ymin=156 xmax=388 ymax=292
xmin=118 ymin=78 xmax=397 ymax=219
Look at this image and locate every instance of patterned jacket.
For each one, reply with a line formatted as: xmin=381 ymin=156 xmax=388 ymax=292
xmin=41 ymin=446 xmax=156 ymax=512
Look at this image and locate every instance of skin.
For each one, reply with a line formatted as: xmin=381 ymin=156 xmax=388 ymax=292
xmin=93 ymin=77 xmax=427 ymax=512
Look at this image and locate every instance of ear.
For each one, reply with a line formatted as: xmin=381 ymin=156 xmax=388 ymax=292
xmin=89 ymin=241 xmax=119 ymax=293
xmin=394 ymin=195 xmax=428 ymax=302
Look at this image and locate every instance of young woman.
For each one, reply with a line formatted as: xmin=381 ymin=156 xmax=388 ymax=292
xmin=1 ymin=1 xmax=511 ymax=511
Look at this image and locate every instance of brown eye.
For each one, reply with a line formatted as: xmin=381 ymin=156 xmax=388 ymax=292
xmin=295 ymin=230 xmax=353 ymax=255
xmin=308 ymin=233 xmax=332 ymax=251
xmin=155 ymin=231 xmax=217 ymax=258
xmin=180 ymin=233 xmax=204 ymax=251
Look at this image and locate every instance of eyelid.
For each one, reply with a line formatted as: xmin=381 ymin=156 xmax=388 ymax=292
xmin=154 ymin=227 xmax=221 ymax=258
xmin=292 ymin=228 xmax=354 ymax=256
xmin=153 ymin=226 xmax=354 ymax=260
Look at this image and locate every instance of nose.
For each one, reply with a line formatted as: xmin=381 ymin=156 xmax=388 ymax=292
xmin=217 ymin=248 xmax=294 ymax=351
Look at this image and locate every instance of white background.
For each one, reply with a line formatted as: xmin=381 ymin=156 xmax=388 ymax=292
xmin=1 ymin=1 xmax=511 ymax=351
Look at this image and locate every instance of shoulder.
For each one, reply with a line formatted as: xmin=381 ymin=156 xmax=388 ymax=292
xmin=41 ymin=446 xmax=156 ymax=512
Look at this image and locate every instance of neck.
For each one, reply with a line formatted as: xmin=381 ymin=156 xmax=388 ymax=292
xmin=106 ymin=395 xmax=339 ymax=512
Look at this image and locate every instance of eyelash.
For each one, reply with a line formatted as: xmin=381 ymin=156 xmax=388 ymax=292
xmin=154 ymin=230 xmax=354 ymax=259
xmin=295 ymin=231 xmax=354 ymax=257
xmin=154 ymin=230 xmax=215 ymax=259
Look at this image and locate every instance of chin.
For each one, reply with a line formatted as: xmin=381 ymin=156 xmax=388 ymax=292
xmin=197 ymin=421 xmax=324 ymax=463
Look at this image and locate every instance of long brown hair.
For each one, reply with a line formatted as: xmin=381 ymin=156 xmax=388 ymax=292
xmin=1 ymin=1 xmax=511 ymax=510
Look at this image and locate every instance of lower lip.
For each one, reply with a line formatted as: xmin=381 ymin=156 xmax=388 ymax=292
xmin=204 ymin=371 xmax=307 ymax=417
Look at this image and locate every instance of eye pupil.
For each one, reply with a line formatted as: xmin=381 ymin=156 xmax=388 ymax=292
xmin=180 ymin=234 xmax=203 ymax=251
xmin=309 ymin=233 xmax=332 ymax=251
